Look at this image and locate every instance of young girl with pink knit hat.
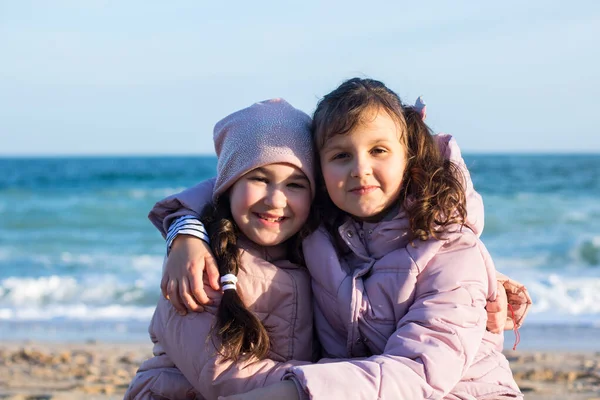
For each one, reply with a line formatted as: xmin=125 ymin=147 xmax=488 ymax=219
xmin=144 ymin=79 xmax=530 ymax=399
xmin=125 ymin=99 xmax=320 ymax=399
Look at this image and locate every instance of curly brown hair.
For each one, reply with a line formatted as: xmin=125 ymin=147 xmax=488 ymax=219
xmin=312 ymin=78 xmax=467 ymax=244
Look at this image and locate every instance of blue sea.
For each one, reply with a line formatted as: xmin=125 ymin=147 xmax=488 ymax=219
xmin=1 ymin=154 xmax=600 ymax=349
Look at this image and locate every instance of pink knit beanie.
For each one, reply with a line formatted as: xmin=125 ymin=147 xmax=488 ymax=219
xmin=212 ymin=98 xmax=315 ymax=202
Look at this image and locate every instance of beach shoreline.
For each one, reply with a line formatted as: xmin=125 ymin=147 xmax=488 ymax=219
xmin=1 ymin=340 xmax=599 ymax=399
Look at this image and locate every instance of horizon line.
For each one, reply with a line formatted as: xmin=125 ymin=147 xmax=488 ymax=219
xmin=2 ymin=151 xmax=600 ymax=159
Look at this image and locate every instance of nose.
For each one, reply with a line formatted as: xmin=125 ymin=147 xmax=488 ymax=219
xmin=351 ymin=155 xmax=372 ymax=178
xmin=264 ymin=188 xmax=287 ymax=209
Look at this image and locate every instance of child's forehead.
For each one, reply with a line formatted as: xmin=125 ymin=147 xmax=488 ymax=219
xmin=357 ymin=107 xmax=400 ymax=126
xmin=322 ymin=109 xmax=403 ymax=147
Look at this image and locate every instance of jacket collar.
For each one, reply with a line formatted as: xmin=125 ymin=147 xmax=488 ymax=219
xmin=237 ymin=236 xmax=288 ymax=263
xmin=337 ymin=207 xmax=412 ymax=260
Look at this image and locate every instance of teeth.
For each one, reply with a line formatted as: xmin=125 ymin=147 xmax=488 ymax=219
xmin=259 ymin=214 xmax=284 ymax=222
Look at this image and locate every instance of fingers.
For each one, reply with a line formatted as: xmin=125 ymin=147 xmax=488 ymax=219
xmin=204 ymin=282 xmax=222 ymax=299
xmin=504 ymin=319 xmax=515 ymax=331
xmin=160 ymin=236 xmax=220 ymax=314
xmin=180 ymin=276 xmax=204 ymax=313
xmin=485 ymin=299 xmax=504 ymax=334
xmin=191 ymin=272 xmax=217 ymax=307
xmin=167 ymin=279 xmax=187 ymax=315
xmin=161 ymin=273 xmax=169 ymax=300
xmin=204 ymin=255 xmax=221 ymax=291
xmin=486 ymin=281 xmax=509 ymax=334
xmin=485 ymin=298 xmax=502 ymax=312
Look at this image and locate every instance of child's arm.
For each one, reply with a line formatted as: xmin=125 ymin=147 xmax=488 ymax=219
xmin=148 ymin=178 xmax=215 ymax=237
xmin=149 ymin=178 xmax=221 ymax=314
xmin=163 ymin=234 xmax=219 ymax=315
xmin=149 ymin=183 xmax=531 ymax=333
xmin=281 ymin=239 xmax=519 ymax=399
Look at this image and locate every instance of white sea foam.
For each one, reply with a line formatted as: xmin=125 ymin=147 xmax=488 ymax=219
xmin=3 ymin=250 xmax=164 ymax=274
xmin=0 ymin=258 xmax=163 ymax=309
xmin=2 ymin=268 xmax=600 ymax=326
xmin=131 ymin=254 xmax=166 ymax=273
xmin=501 ymin=269 xmax=600 ymax=325
xmin=0 ymin=272 xmax=159 ymax=322
xmin=0 ymin=304 xmax=155 ymax=321
xmin=3 ymin=243 xmax=600 ymax=326
xmin=59 ymin=252 xmax=95 ymax=265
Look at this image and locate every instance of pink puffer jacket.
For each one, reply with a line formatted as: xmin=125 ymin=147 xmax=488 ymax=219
xmin=145 ymin=135 xmax=524 ymax=399
xmin=124 ymin=239 xmax=314 ymax=400
xmin=278 ymin=135 xmax=522 ymax=399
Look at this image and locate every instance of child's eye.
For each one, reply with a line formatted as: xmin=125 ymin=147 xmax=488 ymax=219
xmin=287 ymin=182 xmax=307 ymax=189
xmin=331 ymin=152 xmax=349 ymax=161
xmin=371 ymin=148 xmax=387 ymax=155
xmin=249 ymin=176 xmax=268 ymax=183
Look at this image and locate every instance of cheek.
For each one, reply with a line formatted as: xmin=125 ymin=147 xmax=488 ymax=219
xmin=290 ymin=192 xmax=312 ymax=222
xmin=383 ymin=164 xmax=402 ymax=183
xmin=390 ymin=158 xmax=407 ymax=187
xmin=321 ymin=165 xmax=342 ymax=190
xmin=229 ymin=186 xmax=253 ymax=220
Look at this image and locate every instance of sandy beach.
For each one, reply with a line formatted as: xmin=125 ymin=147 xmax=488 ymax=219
xmin=0 ymin=341 xmax=599 ymax=400
xmin=0 ymin=341 xmax=148 ymax=400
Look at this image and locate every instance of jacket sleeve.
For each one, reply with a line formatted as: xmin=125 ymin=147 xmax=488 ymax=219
xmin=285 ymin=236 xmax=490 ymax=399
xmin=152 ymin=297 xmax=311 ymax=400
xmin=435 ymin=133 xmax=485 ymax=236
xmin=148 ymin=178 xmax=216 ymax=237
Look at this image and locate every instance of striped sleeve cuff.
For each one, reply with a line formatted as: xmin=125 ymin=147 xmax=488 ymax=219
xmin=166 ymin=215 xmax=209 ymax=253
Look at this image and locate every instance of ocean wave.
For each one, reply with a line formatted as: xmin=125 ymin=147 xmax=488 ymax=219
xmin=0 ymin=273 xmax=159 ymax=323
xmin=574 ymin=236 xmax=600 ymax=266
xmin=2 ymin=269 xmax=600 ymax=326
xmin=0 ymin=304 xmax=155 ymax=321
xmin=0 ymin=269 xmax=162 ymax=308
xmin=0 ymin=249 xmax=165 ymax=276
xmin=525 ymin=272 xmax=600 ymax=321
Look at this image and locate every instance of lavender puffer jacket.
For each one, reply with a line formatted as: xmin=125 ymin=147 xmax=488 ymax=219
xmin=278 ymin=136 xmax=522 ymax=399
xmin=146 ymin=135 xmax=523 ymax=399
xmin=124 ymin=239 xmax=314 ymax=400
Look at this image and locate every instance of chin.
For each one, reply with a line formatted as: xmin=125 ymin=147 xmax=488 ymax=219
xmin=354 ymin=209 xmax=376 ymax=218
xmin=252 ymin=236 xmax=287 ymax=247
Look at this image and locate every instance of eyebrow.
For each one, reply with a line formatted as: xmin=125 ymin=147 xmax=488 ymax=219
xmin=321 ymin=143 xmax=344 ymax=152
xmin=290 ymin=173 xmax=309 ymax=181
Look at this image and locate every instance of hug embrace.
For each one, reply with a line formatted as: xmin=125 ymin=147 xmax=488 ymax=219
xmin=125 ymin=78 xmax=532 ymax=399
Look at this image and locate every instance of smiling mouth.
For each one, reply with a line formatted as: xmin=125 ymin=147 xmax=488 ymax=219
xmin=256 ymin=213 xmax=287 ymax=223
xmin=349 ymin=186 xmax=378 ymax=194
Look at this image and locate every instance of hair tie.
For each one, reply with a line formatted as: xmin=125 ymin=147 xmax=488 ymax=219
xmin=413 ymin=96 xmax=427 ymax=121
xmin=220 ymin=273 xmax=238 ymax=291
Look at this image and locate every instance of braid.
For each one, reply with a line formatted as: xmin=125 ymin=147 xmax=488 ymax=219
xmin=201 ymin=199 xmax=270 ymax=362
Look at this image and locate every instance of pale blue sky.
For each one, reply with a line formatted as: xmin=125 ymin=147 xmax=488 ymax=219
xmin=1 ymin=0 xmax=599 ymax=155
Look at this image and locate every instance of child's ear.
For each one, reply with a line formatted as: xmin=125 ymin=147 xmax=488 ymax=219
xmin=414 ymin=96 xmax=427 ymax=121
